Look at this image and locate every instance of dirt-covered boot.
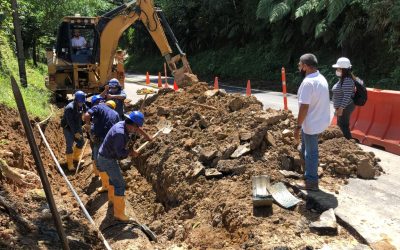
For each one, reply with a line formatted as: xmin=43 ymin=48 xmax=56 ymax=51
xmin=114 ymin=196 xmax=130 ymax=221
xmin=296 ymin=181 xmax=319 ymax=191
xmin=97 ymin=172 xmax=109 ymax=193
xmin=66 ymin=154 xmax=74 ymax=171
xmin=108 ymin=185 xmax=115 ymax=204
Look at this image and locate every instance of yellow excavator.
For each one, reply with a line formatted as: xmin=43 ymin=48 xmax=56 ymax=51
xmin=45 ymin=0 xmax=197 ymax=99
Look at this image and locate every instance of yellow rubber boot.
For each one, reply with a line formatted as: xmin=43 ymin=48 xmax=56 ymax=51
xmin=97 ymin=172 xmax=109 ymax=193
xmin=92 ymin=162 xmax=99 ymax=176
xmin=73 ymin=146 xmax=83 ymax=162
xmin=66 ymin=154 xmax=74 ymax=171
xmin=108 ymin=185 xmax=115 ymax=204
xmin=114 ymin=196 xmax=130 ymax=221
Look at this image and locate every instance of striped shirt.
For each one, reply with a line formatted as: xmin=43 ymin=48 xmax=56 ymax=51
xmin=332 ymin=77 xmax=355 ymax=109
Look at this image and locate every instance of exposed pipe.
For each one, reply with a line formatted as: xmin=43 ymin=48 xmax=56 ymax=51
xmin=10 ymin=76 xmax=69 ymax=250
xmin=36 ymin=123 xmax=112 ymax=250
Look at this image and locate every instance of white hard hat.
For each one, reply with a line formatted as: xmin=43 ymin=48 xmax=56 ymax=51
xmin=332 ymin=57 xmax=352 ymax=69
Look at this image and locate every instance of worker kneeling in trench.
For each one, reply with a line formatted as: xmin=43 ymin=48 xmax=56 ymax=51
xmin=97 ymin=111 xmax=153 ymax=221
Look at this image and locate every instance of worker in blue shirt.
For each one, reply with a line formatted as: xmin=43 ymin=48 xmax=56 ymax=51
xmin=100 ymin=78 xmax=126 ymax=120
xmin=97 ymin=111 xmax=152 ymax=221
xmin=83 ymin=95 xmax=119 ymax=192
xmin=61 ymin=90 xmax=87 ymax=171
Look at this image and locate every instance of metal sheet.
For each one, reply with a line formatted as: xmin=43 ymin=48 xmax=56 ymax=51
xmin=267 ymin=182 xmax=301 ymax=208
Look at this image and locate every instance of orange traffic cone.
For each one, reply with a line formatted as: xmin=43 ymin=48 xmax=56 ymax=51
xmin=214 ymin=77 xmax=219 ymax=90
xmin=146 ymin=72 xmax=150 ymax=85
xmin=158 ymin=72 xmax=162 ymax=88
xmin=246 ymin=80 xmax=251 ymax=96
xmin=173 ymin=81 xmax=179 ymax=91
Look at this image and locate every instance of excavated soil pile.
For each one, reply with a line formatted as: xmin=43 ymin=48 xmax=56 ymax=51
xmin=0 ymin=104 xmax=102 ymax=249
xmin=115 ymin=83 xmax=383 ymax=248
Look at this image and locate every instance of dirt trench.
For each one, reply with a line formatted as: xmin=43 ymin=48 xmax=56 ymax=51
xmin=0 ymin=82 xmax=383 ymax=249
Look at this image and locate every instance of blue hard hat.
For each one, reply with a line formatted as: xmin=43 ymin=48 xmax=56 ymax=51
xmin=108 ymin=78 xmax=120 ymax=88
xmin=127 ymin=111 xmax=144 ymax=127
xmin=91 ymin=95 xmax=104 ymax=106
xmin=74 ymin=90 xmax=86 ymax=103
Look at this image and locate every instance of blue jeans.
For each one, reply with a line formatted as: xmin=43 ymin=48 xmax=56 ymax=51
xmin=301 ymin=130 xmax=319 ymax=182
xmin=337 ymin=102 xmax=355 ymax=139
xmin=63 ymin=128 xmax=84 ymax=154
xmin=97 ymin=154 xmax=125 ymax=196
xmin=91 ymin=140 xmax=102 ymax=167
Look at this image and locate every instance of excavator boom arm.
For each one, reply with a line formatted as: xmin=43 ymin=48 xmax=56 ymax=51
xmin=98 ymin=0 xmax=195 ymax=86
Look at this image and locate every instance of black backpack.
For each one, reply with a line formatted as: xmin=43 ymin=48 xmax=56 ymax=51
xmin=352 ymin=79 xmax=367 ymax=106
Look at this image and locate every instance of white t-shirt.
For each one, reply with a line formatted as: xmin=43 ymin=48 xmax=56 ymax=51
xmin=297 ymin=71 xmax=330 ymax=135
xmin=71 ymin=36 xmax=86 ymax=48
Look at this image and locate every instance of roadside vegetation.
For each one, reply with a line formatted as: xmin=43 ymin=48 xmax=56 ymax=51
xmin=126 ymin=0 xmax=400 ymax=91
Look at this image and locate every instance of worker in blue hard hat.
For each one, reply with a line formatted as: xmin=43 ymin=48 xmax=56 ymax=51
xmin=61 ymin=90 xmax=87 ymax=171
xmin=83 ymin=94 xmax=120 ymax=192
xmin=100 ymin=78 xmax=126 ymax=120
xmin=97 ymin=111 xmax=152 ymax=221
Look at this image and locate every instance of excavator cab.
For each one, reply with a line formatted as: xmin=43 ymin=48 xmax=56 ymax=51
xmin=55 ymin=17 xmax=99 ymax=64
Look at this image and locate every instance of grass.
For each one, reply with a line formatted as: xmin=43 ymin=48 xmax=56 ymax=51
xmin=0 ymin=31 xmax=51 ymax=119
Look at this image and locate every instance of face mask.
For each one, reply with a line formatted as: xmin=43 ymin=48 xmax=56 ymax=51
xmin=299 ymin=68 xmax=306 ymax=78
xmin=336 ymin=70 xmax=342 ymax=77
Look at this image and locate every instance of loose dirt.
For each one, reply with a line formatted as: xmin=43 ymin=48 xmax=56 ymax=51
xmin=0 ymin=82 xmax=383 ymax=249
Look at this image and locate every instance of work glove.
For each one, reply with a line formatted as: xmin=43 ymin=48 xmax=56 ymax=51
xmin=74 ymin=132 xmax=83 ymax=141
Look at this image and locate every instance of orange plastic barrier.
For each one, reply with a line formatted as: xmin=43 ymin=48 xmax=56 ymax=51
xmin=361 ymin=90 xmax=400 ymax=154
xmin=350 ymin=89 xmax=377 ymax=142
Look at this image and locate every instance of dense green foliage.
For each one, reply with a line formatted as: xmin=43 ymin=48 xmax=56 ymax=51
xmin=0 ymin=0 xmax=114 ymax=116
xmin=126 ymin=0 xmax=400 ymax=90
xmin=1 ymin=0 xmax=400 ymax=92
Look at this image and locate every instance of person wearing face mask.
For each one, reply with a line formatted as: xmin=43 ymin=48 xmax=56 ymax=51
xmin=295 ymin=54 xmax=330 ymax=191
xmin=60 ymin=90 xmax=87 ymax=171
xmin=332 ymin=57 xmax=355 ymax=140
xmin=100 ymin=78 xmax=127 ymax=120
xmin=97 ymin=111 xmax=152 ymax=221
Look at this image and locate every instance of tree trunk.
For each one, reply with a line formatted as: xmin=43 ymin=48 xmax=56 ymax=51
xmin=10 ymin=0 xmax=28 ymax=87
xmin=32 ymin=39 xmax=37 ymax=67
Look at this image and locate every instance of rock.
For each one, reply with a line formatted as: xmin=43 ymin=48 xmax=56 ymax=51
xmin=318 ymin=167 xmax=324 ymax=177
xmin=188 ymin=161 xmax=205 ymax=179
xmin=157 ymin=106 xmax=170 ymax=116
xmin=29 ymin=189 xmax=46 ymax=201
xmin=254 ymin=111 xmax=285 ymax=125
xmin=334 ymin=166 xmax=351 ymax=175
xmin=250 ymin=126 xmax=268 ymax=150
xmin=279 ymin=170 xmax=302 ymax=179
xmin=41 ymin=209 xmax=52 ymax=220
xmin=231 ymin=144 xmax=251 ymax=158
xmin=199 ymin=148 xmax=218 ymax=163
xmin=199 ymin=117 xmax=209 ymax=129
xmin=239 ymin=131 xmax=252 ymax=141
xmin=184 ymin=138 xmax=195 ymax=149
xmin=280 ymin=155 xmax=294 ymax=171
xmin=216 ymin=133 xmax=228 ymax=140
xmin=228 ymin=97 xmax=244 ymax=112
xmin=282 ymin=129 xmax=293 ymax=138
xmin=204 ymin=89 xmax=219 ymax=97
xmin=309 ymin=208 xmax=338 ymax=235
xmin=357 ymin=158 xmax=375 ymax=179
xmin=205 ymin=168 xmax=223 ymax=179
xmin=217 ymin=160 xmax=246 ymax=175
xmin=220 ymin=144 xmax=237 ymax=159
xmin=264 ymin=132 xmax=276 ymax=147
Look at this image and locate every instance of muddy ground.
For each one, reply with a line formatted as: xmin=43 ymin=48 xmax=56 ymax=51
xmin=0 ymin=83 xmax=383 ymax=249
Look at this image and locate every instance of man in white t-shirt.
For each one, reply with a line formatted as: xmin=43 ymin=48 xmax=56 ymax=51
xmin=71 ymin=30 xmax=87 ymax=51
xmin=295 ymin=53 xmax=330 ymax=191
